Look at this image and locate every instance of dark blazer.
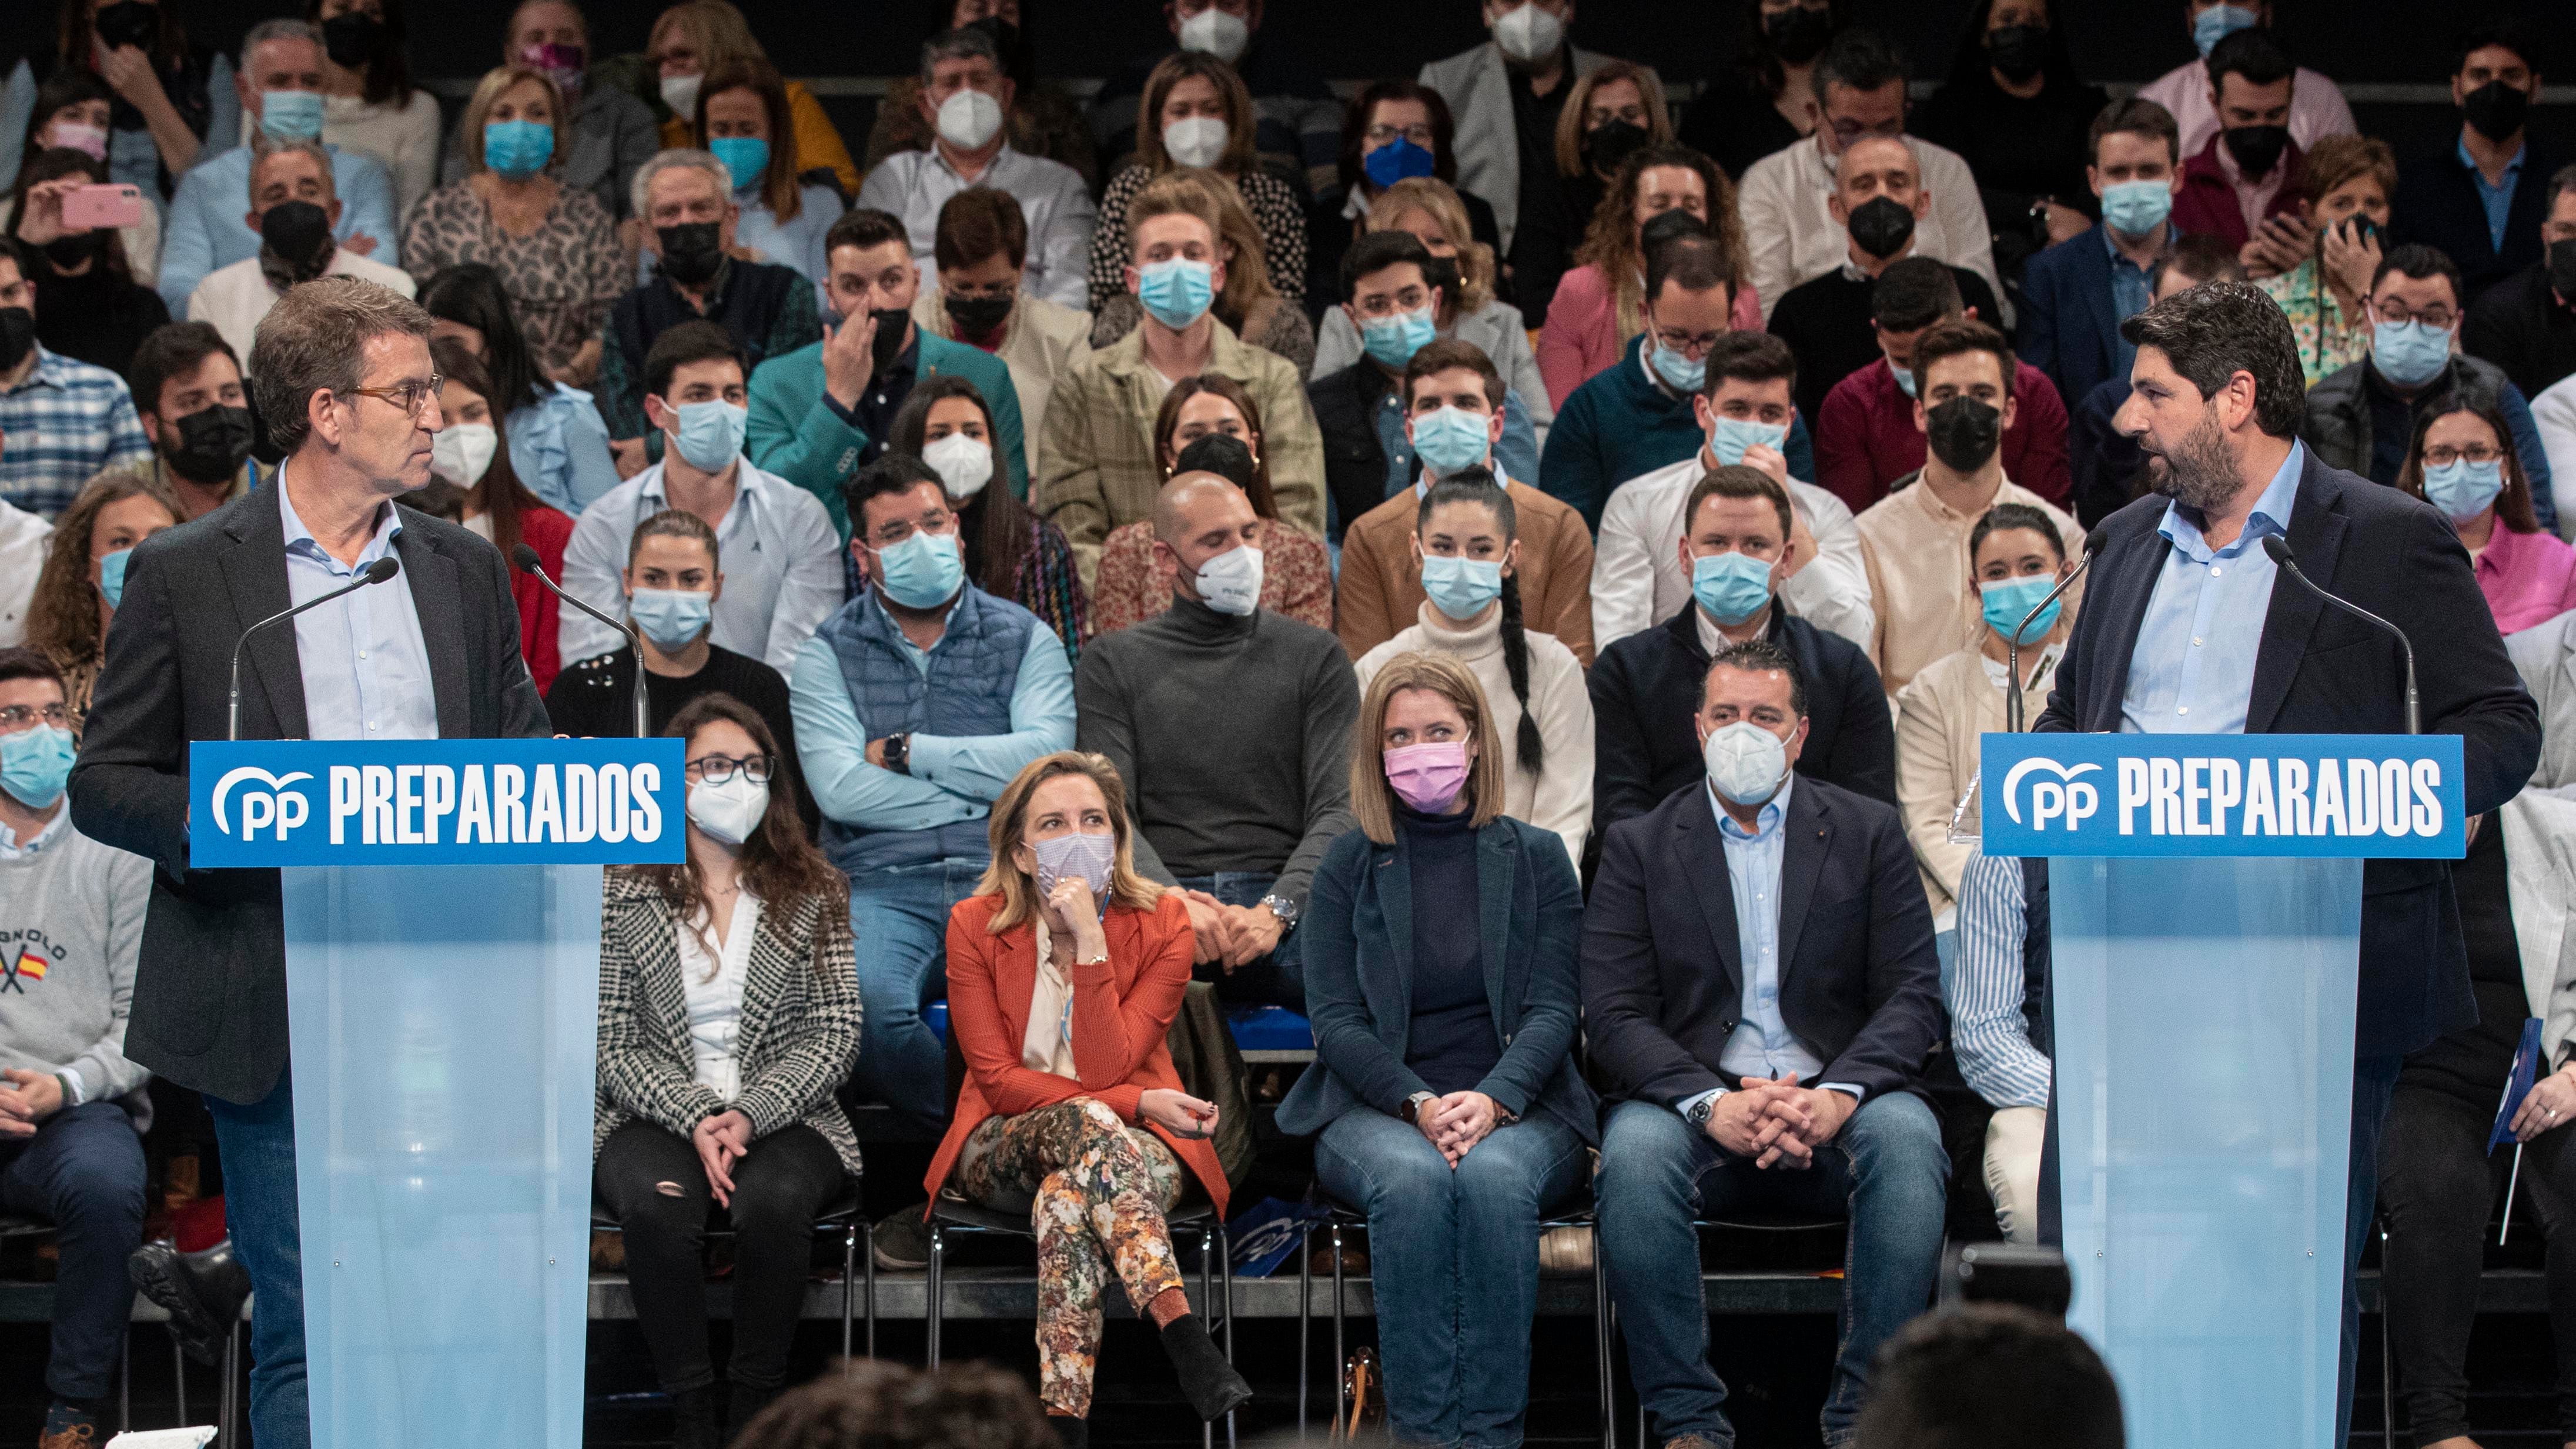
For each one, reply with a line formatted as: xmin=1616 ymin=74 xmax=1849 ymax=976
xmin=2463 ymin=260 xmax=2576 ymax=403
xmin=2393 ymin=140 xmax=2558 ymax=310
xmin=1589 ymin=603 xmax=1896 ymax=836
xmin=2019 ymin=223 xmax=2129 ymax=414
xmin=68 ymin=484 xmax=550 ymax=1105
xmin=2034 ymin=447 xmax=2542 ymax=1057
xmin=2069 ymin=374 xmax=2146 ymax=530
xmin=1278 ymin=816 xmax=1598 ymax=1146
xmin=1581 ymin=775 xmax=1945 ymax=1109
xmin=1309 ymin=359 xmax=1396 ymax=546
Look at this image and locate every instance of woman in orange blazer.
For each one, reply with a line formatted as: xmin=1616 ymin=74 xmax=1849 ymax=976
xmin=927 ymin=751 xmax=1253 ymax=1448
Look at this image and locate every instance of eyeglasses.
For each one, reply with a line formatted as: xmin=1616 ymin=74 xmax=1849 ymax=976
xmin=1364 ymin=123 xmax=1436 ymax=148
xmin=342 ymin=375 xmax=444 ymax=421
xmin=0 ymin=704 xmax=71 ymax=729
xmin=1651 ymin=325 xmax=1727 ymax=356
xmin=2371 ymin=302 xmax=2455 ymax=330
xmin=2423 ymin=443 xmax=2505 ymax=467
xmin=685 ymin=753 xmax=772 ymax=785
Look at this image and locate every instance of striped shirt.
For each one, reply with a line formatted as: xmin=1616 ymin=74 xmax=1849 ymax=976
xmin=1946 ymin=850 xmax=2052 ymax=1110
xmin=0 ymin=347 xmax=153 ymax=520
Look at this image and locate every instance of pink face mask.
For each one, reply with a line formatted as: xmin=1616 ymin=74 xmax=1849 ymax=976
xmin=1384 ymin=741 xmax=1470 ymax=814
xmin=47 ymin=122 xmax=110 ymax=162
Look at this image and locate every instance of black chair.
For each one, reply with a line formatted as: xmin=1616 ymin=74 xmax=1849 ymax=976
xmin=589 ymin=1183 xmax=873 ymax=1366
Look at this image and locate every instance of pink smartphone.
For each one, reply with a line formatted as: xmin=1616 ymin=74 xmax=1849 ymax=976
xmin=62 ymin=184 xmax=143 ymax=231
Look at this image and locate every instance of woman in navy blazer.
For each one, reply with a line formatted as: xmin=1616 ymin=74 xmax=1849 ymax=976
xmin=1277 ymin=652 xmax=1597 ymax=1449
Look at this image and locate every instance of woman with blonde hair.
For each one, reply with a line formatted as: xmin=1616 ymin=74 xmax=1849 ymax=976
xmin=927 ymin=751 xmax=1253 ymax=1448
xmin=1277 ymin=652 xmax=1595 ymax=1449
xmin=1085 ymin=53 xmax=1307 ymax=317
xmin=23 ymin=470 xmax=180 ymax=720
xmin=1091 ymin=166 xmax=1314 ymax=376
xmin=1537 ymin=143 xmax=1760 ymax=410
xmin=2256 ymin=133 xmax=2397 ymax=386
xmin=645 ymin=0 xmax=858 ymax=195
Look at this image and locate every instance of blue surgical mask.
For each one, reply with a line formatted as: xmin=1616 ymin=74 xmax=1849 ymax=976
xmin=2099 ymin=179 xmax=2174 ymax=237
xmin=1419 ymin=554 xmax=1504 ymax=621
xmin=872 ymin=529 xmax=966 ymax=610
xmin=99 ymin=549 xmax=132 ymax=610
xmin=2423 ymin=458 xmax=2507 ymax=521
xmin=2192 ymin=4 xmax=2259 ymax=59
xmin=0 ymin=724 xmax=75 ymax=811
xmin=1360 ymin=306 xmax=1437 ymax=370
xmin=1649 ymin=339 xmax=1705 ymax=393
xmin=1889 ymin=357 xmax=1919 ymax=398
xmin=1690 ymin=550 xmax=1775 ymax=626
xmin=1137 ymin=259 xmax=1215 ymax=330
xmin=1409 ymin=405 xmax=1491 ymax=477
xmin=483 ymin=119 xmax=555 ymax=178
xmin=628 ymin=587 xmax=712 ymax=651
xmin=1363 ymin=136 xmax=1438 ymax=190
xmin=710 ymin=135 xmax=770 ymax=193
xmin=668 ymin=399 xmax=748 ymax=473
xmin=2371 ymin=319 xmax=2455 ymax=390
xmin=1979 ymin=574 xmax=2063 ymax=646
xmin=1707 ymin=416 xmax=1788 ymax=468
xmin=259 ymin=89 xmax=325 ymax=142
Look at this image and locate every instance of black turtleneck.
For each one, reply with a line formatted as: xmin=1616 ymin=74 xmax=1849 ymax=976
xmin=1399 ymin=801 xmax=1498 ymax=1095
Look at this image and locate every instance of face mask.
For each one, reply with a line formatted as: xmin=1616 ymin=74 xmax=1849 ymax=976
xmin=2222 ymin=124 xmax=2289 ymax=180
xmin=710 ymin=135 xmax=769 ymax=192
xmin=1986 ymin=25 xmax=2048 ymax=83
xmin=1359 ymin=306 xmax=1436 ymax=370
xmin=937 ymin=88 xmax=1005 ymax=152
xmin=657 ymin=221 xmax=725 ymax=287
xmin=667 ymin=398 xmax=748 ymax=472
xmin=258 ymin=89 xmax=325 ymax=142
xmin=99 ymin=548 xmax=132 ymax=610
xmin=2552 ymin=239 xmax=2576 ymax=303
xmin=1137 ymin=257 xmax=1215 ymax=329
xmin=484 ymin=119 xmax=555 ymax=178
xmin=660 ymin=72 xmax=703 ymax=119
xmin=2100 ymin=178 xmax=2174 ymax=237
xmin=1582 ymin=119 xmax=1648 ymax=178
xmin=92 ymin=1 xmax=158 ymax=51
xmin=1691 ymin=550 xmax=1775 ymax=626
xmin=923 ymin=431 xmax=995 ymax=500
xmin=1846 ymin=194 xmax=1916 ymax=260
xmin=1363 ymin=135 xmax=1437 ymax=190
xmin=2463 ymin=81 xmax=2531 ymax=144
xmin=1178 ymin=5 xmax=1252 ymax=63
xmin=1419 ymin=553 xmax=1504 ymax=621
xmin=1033 ymin=828 xmax=1118 ymax=904
xmin=2370 ymin=318 xmax=2454 ymax=389
xmin=1888 ymin=356 xmax=1919 ymax=397
xmin=1493 ymin=2 xmax=1565 ymax=65
xmin=1410 ymin=405 xmax=1492 ymax=477
xmin=629 ymin=586 xmax=713 ymax=651
xmin=431 ymin=421 xmax=497 ymax=487
xmin=0 ymin=309 xmax=33 ymax=374
xmin=1980 ymin=573 xmax=2062 ymax=645
xmin=1162 ymin=116 xmax=1229 ymax=169
xmin=1649 ymin=338 xmax=1705 ymax=393
xmin=259 ymin=200 xmax=334 ymax=283
xmin=43 ymin=232 xmax=102 ymax=270
xmin=321 ymin=11 xmax=383 ymax=68
xmin=873 ymin=529 xmax=966 ymax=609
xmin=49 ymin=122 xmax=109 ymax=162
xmin=685 ymin=773 xmax=767 ymax=845
xmin=518 ymin=42 xmax=585 ymax=103
xmin=1926 ymin=397 xmax=2004 ymax=473
xmin=1193 ymin=543 xmax=1263 ymax=615
xmin=1707 ymin=415 xmax=1787 ymax=467
xmin=1384 ymin=740 xmax=1471 ymax=813
xmin=2423 ymin=458 xmax=2506 ymax=521
xmin=859 ymin=307 xmax=910 ymax=376
xmin=1766 ymin=4 xmax=1833 ymax=64
xmin=2192 ymin=4 xmax=2259 ymax=59
xmin=1 ymin=724 xmax=76 ymax=811
xmin=1702 ymin=719 xmax=1790 ymax=807
xmin=945 ymin=289 xmax=1014 ymax=337
xmin=165 ymin=404 xmax=254 ymax=483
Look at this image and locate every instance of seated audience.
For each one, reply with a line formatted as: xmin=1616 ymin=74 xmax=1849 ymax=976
xmin=1277 ymin=651 xmax=1595 ymax=1446
xmin=156 ymin=21 xmax=396 ymax=312
xmin=645 ymin=1 xmax=859 ymax=196
xmin=906 ymin=188 xmax=1095 ymax=454
xmin=2465 ymin=163 xmax=2576 ymax=404
xmin=1507 ymin=60 xmax=1676 ymax=332
xmin=6 ymin=148 xmax=169 ymax=376
xmin=856 ymin=26 xmax=1093 ymax=312
xmin=4 ymin=72 xmax=163 ymax=287
xmin=1353 ymin=477 xmax=1595 ymax=865
xmin=2395 ymin=390 xmax=2576 ymax=635
xmin=0 ymin=496 xmax=43 ymax=647
xmin=1855 ymin=318 xmax=2084 ymax=694
xmin=1086 ymin=0 xmax=1341 ymax=192
xmin=2536 ymin=372 xmax=2576 ymax=530
xmin=1946 ymin=852 xmax=2055 ymax=1246
xmin=429 ymin=339 xmax=575 ymax=691
xmin=187 ymin=138 xmax=415 ymax=363
xmin=594 ymin=694 xmax=860 ymax=1447
xmin=925 ymin=749 xmax=1254 ymax=1443
xmin=2256 ymin=134 xmax=2396 ymax=386
xmin=1593 ymin=333 xmax=1870 ymax=657
xmin=307 ymin=0 xmax=440 ymax=222
xmin=791 ymin=453 xmax=1073 ymax=1147
xmin=404 ymin=65 xmax=626 ymax=386
xmin=0 ymin=4 xmax=232 ymax=198
xmin=23 ymin=473 xmax=178 ymax=718
xmin=1738 ymin=28 xmax=1999 ymax=327
xmin=1339 ymin=344 xmax=1594 ymax=663
xmin=114 ymin=323 xmax=257 ymax=521
xmin=1086 ymin=55 xmax=1306 ymax=317
xmin=888 ymin=376 xmax=1086 ymax=657
xmin=2137 ymin=0 xmax=2353 ymax=158
xmin=2391 ymin=22 xmax=2554 ymax=312
xmin=1035 ymin=178 xmax=1324 ymax=583
xmin=1074 ymin=470 xmax=1357 ymax=1009
xmin=441 ymin=0 xmax=659 ymax=222
xmin=1537 ymin=145 xmax=1760 ymax=411
xmin=1855 ymin=1306 xmax=2125 ymax=1447
xmin=1765 ymin=138 xmax=2006 ymax=427
xmin=1312 ymin=179 xmax=1545 ymax=440
xmin=1586 ymin=635 xmax=1947 ymax=1449
xmin=0 ymin=647 xmax=154 ymax=1449
xmin=2018 ymin=98 xmax=2184 ymax=411
xmin=859 ymin=2 xmax=1096 ymax=188
xmin=2067 ymin=236 xmax=2244 ymax=526
xmin=1892 ymin=503 xmax=2073 ymax=922
xmin=1912 ymin=0 xmax=2110 ymax=280
xmin=2168 ymin=28 xmax=2307 ymax=257
xmin=1814 ymin=257 xmax=2068 ymax=513
xmin=1092 ymin=167 xmax=1314 ymax=377
xmin=745 ymin=209 xmax=1026 ymax=542
xmin=0 ymin=243 xmax=155 ymax=519
xmin=1537 ymin=230 xmax=1818 ymax=531
xmin=421 ymin=263 xmax=621 ymax=515
xmin=2510 ymin=613 xmax=2576 ymax=795
xmin=562 ymin=321 xmax=841 ymax=670
xmin=687 ymin=59 xmax=844 ymax=306
xmin=600 ymin=149 xmax=823 ymax=476
xmin=1089 ymin=382 xmax=1332 ymax=634
xmin=735 ymin=1360 xmax=1059 ymax=1449
xmin=1304 ymin=81 xmax=1503 ymax=323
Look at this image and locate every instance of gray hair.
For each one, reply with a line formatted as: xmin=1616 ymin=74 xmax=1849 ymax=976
xmin=246 ymin=139 xmax=336 ymax=208
xmin=630 ymin=149 xmax=730 ymax=222
xmin=919 ymin=26 xmax=1001 ymax=87
xmin=249 ymin=277 xmax=434 ymax=457
xmin=240 ymin=18 xmax=323 ymax=65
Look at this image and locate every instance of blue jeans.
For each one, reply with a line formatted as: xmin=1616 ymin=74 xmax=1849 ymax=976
xmin=1596 ymin=1093 xmax=1950 ymax=1448
xmin=847 ymin=858 xmax=987 ymax=1136
xmin=1316 ymin=1109 xmax=1587 ymax=1448
xmin=1172 ymin=871 xmax=1304 ymax=1010
xmin=206 ymin=1070 xmax=307 ymax=1449
xmin=2340 ymin=1052 xmax=2404 ymax=1448
xmin=0 ymin=1100 xmax=145 ymax=1402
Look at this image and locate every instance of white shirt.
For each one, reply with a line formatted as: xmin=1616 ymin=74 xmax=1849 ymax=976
xmin=678 ymin=893 xmax=761 ymax=1100
xmin=186 ymin=247 xmax=417 ymax=365
xmin=1591 ymin=454 xmax=1875 ymax=654
xmin=0 ymin=498 xmax=53 ymax=647
xmin=855 ymin=142 xmax=1096 ymax=311
xmin=0 ymin=805 xmax=71 ymax=860
xmin=1736 ymin=135 xmax=2001 ymax=326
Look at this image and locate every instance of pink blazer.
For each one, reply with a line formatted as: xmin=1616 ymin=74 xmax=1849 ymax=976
xmin=1535 ymin=263 xmax=1766 ymax=411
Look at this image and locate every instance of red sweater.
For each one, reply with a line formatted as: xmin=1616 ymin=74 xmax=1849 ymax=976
xmin=1812 ymin=357 xmax=2073 ymax=513
xmin=2170 ymin=132 xmax=2303 ymax=254
xmin=506 ymin=504 xmax=576 ymax=695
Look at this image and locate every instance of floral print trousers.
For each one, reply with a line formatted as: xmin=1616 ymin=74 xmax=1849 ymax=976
xmin=954 ymin=1097 xmax=1187 ymax=1415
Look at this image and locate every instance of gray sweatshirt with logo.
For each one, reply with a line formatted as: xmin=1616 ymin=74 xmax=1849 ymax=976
xmin=0 ymin=814 xmax=152 ymax=1124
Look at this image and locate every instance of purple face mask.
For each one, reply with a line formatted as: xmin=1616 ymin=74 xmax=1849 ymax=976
xmin=1384 ymin=741 xmax=1471 ymax=814
xmin=1033 ymin=829 xmax=1116 ymax=905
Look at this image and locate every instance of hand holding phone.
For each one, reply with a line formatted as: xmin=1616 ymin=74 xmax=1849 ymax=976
xmin=62 ymin=184 xmax=145 ymax=232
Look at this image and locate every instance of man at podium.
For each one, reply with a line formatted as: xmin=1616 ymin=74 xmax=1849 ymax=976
xmin=2035 ymin=280 xmax=2540 ymax=1436
xmin=67 ymin=277 xmax=550 ymax=1449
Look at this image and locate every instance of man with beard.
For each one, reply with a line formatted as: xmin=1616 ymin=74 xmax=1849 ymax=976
xmin=2035 ymin=278 xmax=2541 ymax=1445
xmin=119 ymin=323 xmax=262 ymax=519
xmin=183 ymin=141 xmax=414 ymax=366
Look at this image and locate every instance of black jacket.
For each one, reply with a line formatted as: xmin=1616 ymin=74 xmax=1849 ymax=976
xmin=2391 ymin=139 xmax=2559 ymax=310
xmin=68 ymin=486 xmax=551 ymax=1104
xmin=2035 ymin=449 xmax=2541 ymax=1058
xmin=2464 ymin=260 xmax=2576 ymax=402
xmin=1308 ymin=359 xmax=1397 ymax=544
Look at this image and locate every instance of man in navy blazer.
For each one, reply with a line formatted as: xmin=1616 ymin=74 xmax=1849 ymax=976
xmin=1585 ymin=638 xmax=1947 ymax=1449
xmin=2019 ymin=99 xmax=2187 ymax=416
xmin=2036 ymin=280 xmax=2541 ymax=1442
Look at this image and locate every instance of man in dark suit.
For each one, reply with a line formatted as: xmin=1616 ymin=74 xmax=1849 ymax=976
xmin=68 ymin=277 xmax=549 ymax=1449
xmin=2036 ymin=279 xmax=2541 ymax=1443
xmin=1586 ymin=638 xmax=1947 ymax=1449
xmin=2019 ymin=98 xmax=2185 ymax=419
xmin=2390 ymin=21 xmax=2555 ymax=312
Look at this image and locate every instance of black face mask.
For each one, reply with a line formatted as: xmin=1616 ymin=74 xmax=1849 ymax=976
xmin=2547 ymin=239 xmax=2576 ymax=304
xmin=944 ymin=291 xmax=1013 ymax=337
xmin=92 ymin=1 xmax=158 ymax=52
xmin=0 ymin=307 xmax=33 ymax=373
xmin=869 ymin=307 xmax=911 ymax=375
xmin=2222 ymin=123 xmax=2290 ymax=180
xmin=163 ymin=404 xmax=255 ymax=484
xmin=2463 ymin=81 xmax=2531 ymax=144
xmin=42 ymin=232 xmax=103 ymax=270
xmin=1926 ymin=396 xmax=2004 ymax=473
xmin=1846 ymin=194 xmax=1916 ymax=260
xmin=1583 ymin=119 xmax=1649 ymax=178
xmin=320 ymin=11 xmax=384 ymax=69
xmin=1765 ymin=5 xmax=1834 ymax=65
xmin=656 ymin=222 xmax=725 ymax=286
xmin=1986 ymin=25 xmax=2048 ymax=83
xmin=258 ymin=200 xmax=334 ymax=285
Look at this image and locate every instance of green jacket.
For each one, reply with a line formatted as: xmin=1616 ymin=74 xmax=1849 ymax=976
xmin=746 ymin=329 xmax=1030 ymax=542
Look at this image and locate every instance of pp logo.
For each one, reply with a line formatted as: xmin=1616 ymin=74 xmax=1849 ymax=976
xmin=2002 ymin=758 xmax=2101 ymax=832
xmin=213 ymin=767 xmax=315 ymax=841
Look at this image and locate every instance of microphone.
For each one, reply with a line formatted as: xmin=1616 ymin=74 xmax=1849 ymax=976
xmin=513 ymin=543 xmax=648 ymax=739
xmin=229 ymin=557 xmax=402 ymax=741
xmin=2005 ymin=525 xmax=2109 ymax=734
xmin=2263 ymin=536 xmax=2419 ymax=734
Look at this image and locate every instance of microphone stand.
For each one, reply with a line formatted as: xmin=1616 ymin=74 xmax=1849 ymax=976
xmin=2005 ymin=527 xmax=2108 ymax=733
xmin=513 ymin=545 xmax=650 ymax=738
xmin=229 ymin=557 xmax=402 ymax=741
xmin=2263 ymin=536 xmax=2419 ymax=734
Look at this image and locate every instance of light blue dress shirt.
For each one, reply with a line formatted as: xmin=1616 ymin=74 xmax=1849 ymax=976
xmin=2119 ymin=441 xmax=2304 ymax=735
xmin=156 ymin=141 xmax=397 ymax=313
xmin=2102 ymin=225 xmax=2159 ymax=382
xmin=277 ymin=471 xmax=436 ymax=741
xmin=2460 ymin=135 xmax=2525 ymax=256
xmin=1945 ymin=851 xmax=2052 ymax=1110
xmin=506 ymin=383 xmax=621 ymax=517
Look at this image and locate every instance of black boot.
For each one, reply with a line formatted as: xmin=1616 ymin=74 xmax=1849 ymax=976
xmin=1048 ymin=1414 xmax=1089 ymax=1449
xmin=670 ymin=1385 xmax=721 ymax=1449
xmin=725 ymin=1380 xmax=781 ymax=1443
xmin=1158 ymin=1313 xmax=1253 ymax=1421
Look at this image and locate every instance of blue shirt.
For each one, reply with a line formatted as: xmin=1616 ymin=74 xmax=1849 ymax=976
xmin=1946 ymin=851 xmax=2052 ymax=1110
xmin=156 ymin=142 xmax=397 ymax=313
xmin=1371 ymin=384 xmax=1543 ymax=498
xmin=277 ymin=470 xmax=437 ymax=741
xmin=506 ymin=383 xmax=621 ymax=517
xmin=2102 ymin=226 xmax=2159 ymax=382
xmin=0 ymin=347 xmax=154 ymax=518
xmin=2119 ymin=441 xmax=2304 ymax=735
xmin=2460 ymin=134 xmax=2525 ymax=256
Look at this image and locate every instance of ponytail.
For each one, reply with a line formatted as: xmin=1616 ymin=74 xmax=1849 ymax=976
xmin=1498 ymin=574 xmax=1544 ymax=777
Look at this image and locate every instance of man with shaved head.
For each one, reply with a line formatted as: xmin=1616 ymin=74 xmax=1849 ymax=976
xmin=1074 ymin=469 xmax=1359 ymax=1009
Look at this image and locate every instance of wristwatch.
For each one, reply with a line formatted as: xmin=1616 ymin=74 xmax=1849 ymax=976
xmin=1685 ymin=1093 xmax=1719 ymax=1127
xmin=1257 ymin=892 xmax=1300 ymax=931
xmin=881 ymin=732 xmax=911 ymax=776
xmin=1400 ymin=1091 xmax=1437 ymax=1125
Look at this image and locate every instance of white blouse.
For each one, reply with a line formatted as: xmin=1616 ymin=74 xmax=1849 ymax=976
xmin=1022 ymin=923 xmax=1080 ymax=1079
xmin=677 ymin=892 xmax=762 ymax=1100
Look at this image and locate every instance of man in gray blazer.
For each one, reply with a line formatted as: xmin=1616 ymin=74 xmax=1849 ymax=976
xmin=68 ymin=277 xmax=550 ymax=1449
xmin=2509 ymin=610 xmax=2576 ymax=796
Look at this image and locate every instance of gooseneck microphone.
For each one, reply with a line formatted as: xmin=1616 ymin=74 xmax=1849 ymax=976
xmin=2005 ymin=524 xmax=2109 ymax=734
xmin=229 ymin=557 xmax=402 ymax=741
xmin=513 ymin=543 xmax=648 ymax=738
xmin=2263 ymin=535 xmax=2418 ymax=734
